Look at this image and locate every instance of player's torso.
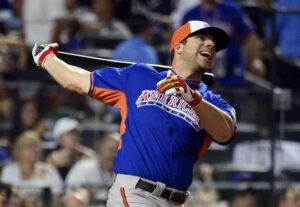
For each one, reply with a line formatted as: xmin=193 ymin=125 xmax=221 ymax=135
xmin=114 ymin=64 xmax=208 ymax=190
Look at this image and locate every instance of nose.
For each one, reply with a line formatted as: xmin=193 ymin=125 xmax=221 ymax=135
xmin=204 ymin=39 xmax=216 ymax=51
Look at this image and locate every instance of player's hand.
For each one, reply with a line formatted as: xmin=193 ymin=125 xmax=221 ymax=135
xmin=32 ymin=42 xmax=59 ymax=69
xmin=157 ymin=70 xmax=202 ymax=107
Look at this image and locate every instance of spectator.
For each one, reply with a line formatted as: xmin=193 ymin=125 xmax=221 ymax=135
xmin=83 ymin=0 xmax=131 ymax=39
xmin=65 ymin=0 xmax=93 ymax=22
xmin=274 ymin=0 xmax=300 ymax=63
xmin=260 ymin=0 xmax=300 ymax=88
xmin=17 ymin=0 xmax=67 ymax=46
xmin=0 ymin=182 xmax=12 ymax=206
xmin=0 ymin=0 xmax=12 ymax=23
xmin=112 ymin=13 xmax=159 ymax=64
xmin=0 ymin=131 xmax=11 ymax=167
xmin=1 ymin=130 xmax=63 ymax=206
xmin=1 ymin=0 xmax=23 ymax=38
xmin=46 ymin=117 xmax=95 ymax=179
xmin=60 ymin=0 xmax=89 ymax=51
xmin=279 ymin=187 xmax=300 ymax=207
xmin=11 ymin=99 xmax=46 ymax=144
xmin=171 ymin=0 xmax=199 ymax=28
xmin=0 ymin=89 xmax=14 ymax=125
xmin=186 ymin=163 xmax=219 ymax=207
xmin=64 ymin=132 xmax=119 ymax=207
xmin=0 ymin=22 xmax=28 ymax=72
xmin=0 ymin=36 xmax=28 ymax=71
xmin=109 ymin=13 xmax=159 ymax=123
xmin=130 ymin=0 xmax=174 ymax=25
xmin=231 ymin=188 xmax=257 ymax=207
xmin=232 ymin=140 xmax=300 ymax=177
xmin=60 ymin=17 xmax=84 ymax=51
xmin=182 ymin=0 xmax=266 ymax=87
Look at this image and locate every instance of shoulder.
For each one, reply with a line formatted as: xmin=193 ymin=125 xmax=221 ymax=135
xmin=199 ymin=83 xmax=222 ymax=101
xmin=96 ymin=62 xmax=156 ymax=71
xmin=72 ymin=159 xmax=98 ymax=171
xmin=36 ymin=162 xmax=60 ymax=174
xmin=1 ymin=162 xmax=18 ymax=173
xmin=1 ymin=162 xmax=20 ymax=182
xmin=125 ymin=63 xmax=158 ymax=73
xmin=144 ymin=44 xmax=157 ymax=54
xmin=78 ymin=145 xmax=96 ymax=159
xmin=93 ymin=63 xmax=159 ymax=82
xmin=111 ymin=18 xmax=129 ymax=28
xmin=66 ymin=159 xmax=98 ymax=182
xmin=47 ymin=149 xmax=64 ymax=162
xmin=114 ymin=38 xmax=139 ymax=51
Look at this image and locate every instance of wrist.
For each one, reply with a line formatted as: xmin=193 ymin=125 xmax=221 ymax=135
xmin=42 ymin=53 xmax=56 ymax=69
xmin=188 ymin=90 xmax=202 ymax=108
xmin=42 ymin=54 xmax=56 ymax=69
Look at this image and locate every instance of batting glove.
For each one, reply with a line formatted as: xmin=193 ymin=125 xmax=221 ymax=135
xmin=157 ymin=70 xmax=202 ymax=108
xmin=32 ymin=42 xmax=59 ymax=69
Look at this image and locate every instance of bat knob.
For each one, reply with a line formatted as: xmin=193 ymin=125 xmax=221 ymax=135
xmin=202 ymin=73 xmax=215 ymax=87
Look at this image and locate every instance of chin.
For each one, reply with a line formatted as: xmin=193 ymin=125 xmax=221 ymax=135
xmin=197 ymin=60 xmax=212 ymax=70
xmin=198 ymin=63 xmax=212 ymax=71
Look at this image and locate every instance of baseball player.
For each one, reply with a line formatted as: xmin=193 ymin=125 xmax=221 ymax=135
xmin=32 ymin=20 xmax=236 ymax=206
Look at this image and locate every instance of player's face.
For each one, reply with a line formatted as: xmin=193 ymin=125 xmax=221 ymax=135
xmin=182 ymin=34 xmax=216 ymax=71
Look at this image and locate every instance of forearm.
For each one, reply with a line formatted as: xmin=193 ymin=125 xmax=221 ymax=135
xmin=44 ymin=56 xmax=91 ymax=94
xmin=193 ymin=100 xmax=235 ymax=142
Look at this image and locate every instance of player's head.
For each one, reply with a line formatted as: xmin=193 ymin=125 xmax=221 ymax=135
xmin=170 ymin=20 xmax=229 ymax=71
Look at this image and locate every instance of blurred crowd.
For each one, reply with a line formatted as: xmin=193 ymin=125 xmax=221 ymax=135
xmin=0 ymin=0 xmax=300 ymax=206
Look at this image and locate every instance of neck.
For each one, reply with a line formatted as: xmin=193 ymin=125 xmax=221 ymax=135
xmin=172 ymin=60 xmax=204 ymax=81
xmin=20 ymin=161 xmax=35 ymax=179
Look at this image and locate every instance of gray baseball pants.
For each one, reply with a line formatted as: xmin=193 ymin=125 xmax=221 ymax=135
xmin=106 ymin=174 xmax=186 ymax=207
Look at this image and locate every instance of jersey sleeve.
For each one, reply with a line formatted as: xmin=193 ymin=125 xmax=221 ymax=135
xmin=88 ymin=66 xmax=131 ymax=107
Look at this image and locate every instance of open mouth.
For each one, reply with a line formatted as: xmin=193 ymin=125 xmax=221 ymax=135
xmin=199 ymin=50 xmax=212 ymax=60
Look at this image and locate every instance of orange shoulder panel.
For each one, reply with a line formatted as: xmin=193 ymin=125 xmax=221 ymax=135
xmin=197 ymin=133 xmax=213 ymax=159
xmin=92 ymin=87 xmax=128 ymax=141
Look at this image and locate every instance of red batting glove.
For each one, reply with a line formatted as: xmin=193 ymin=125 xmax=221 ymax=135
xmin=157 ymin=70 xmax=202 ymax=107
xmin=32 ymin=43 xmax=59 ymax=69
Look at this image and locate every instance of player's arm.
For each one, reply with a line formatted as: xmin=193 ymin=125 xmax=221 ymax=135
xmin=157 ymin=73 xmax=235 ymax=143
xmin=32 ymin=43 xmax=90 ymax=94
xmin=192 ymin=99 xmax=235 ymax=142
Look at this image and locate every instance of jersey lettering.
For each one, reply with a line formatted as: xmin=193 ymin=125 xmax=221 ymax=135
xmin=136 ymin=90 xmax=201 ymax=131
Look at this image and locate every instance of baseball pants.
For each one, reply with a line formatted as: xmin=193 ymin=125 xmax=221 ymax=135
xmin=106 ymin=174 xmax=186 ymax=207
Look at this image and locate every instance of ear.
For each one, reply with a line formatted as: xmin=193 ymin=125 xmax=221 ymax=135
xmin=174 ymin=43 xmax=184 ymax=55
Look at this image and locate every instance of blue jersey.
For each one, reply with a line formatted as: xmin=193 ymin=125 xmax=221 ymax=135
xmin=88 ymin=64 xmax=236 ymax=191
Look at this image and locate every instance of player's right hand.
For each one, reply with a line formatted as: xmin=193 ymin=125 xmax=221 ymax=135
xmin=32 ymin=42 xmax=59 ymax=69
xmin=157 ymin=70 xmax=202 ymax=108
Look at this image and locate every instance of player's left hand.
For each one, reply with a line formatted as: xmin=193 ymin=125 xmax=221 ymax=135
xmin=32 ymin=42 xmax=59 ymax=69
xmin=157 ymin=70 xmax=202 ymax=107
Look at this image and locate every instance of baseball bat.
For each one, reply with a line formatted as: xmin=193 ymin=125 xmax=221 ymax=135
xmin=58 ymin=51 xmax=215 ymax=86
